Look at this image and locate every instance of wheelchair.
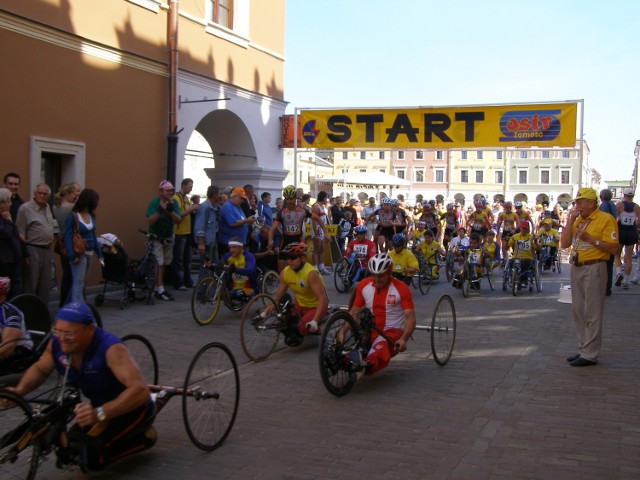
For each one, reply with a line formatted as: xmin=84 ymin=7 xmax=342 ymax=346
xmin=503 ymin=257 xmax=542 ymax=296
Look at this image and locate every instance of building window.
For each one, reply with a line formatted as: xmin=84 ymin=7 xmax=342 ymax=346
xmin=398 ymin=151 xmax=405 ymax=160
xmin=477 ymin=151 xmax=483 ymax=160
xmin=379 ymin=168 xmax=386 ymax=174
xmin=541 ymin=170 xmax=550 ymax=184
xmin=541 ymin=150 xmax=550 ymax=159
xmin=379 ymin=151 xmax=385 ymax=160
xmin=461 ymin=170 xmax=469 ymax=183
xmin=396 ymin=170 xmax=405 ymax=180
xmin=414 ymin=169 xmax=425 ymax=182
xmin=208 ymin=0 xmax=233 ymax=28
xmin=341 ymin=167 xmax=348 ymax=174
xmin=494 ymin=170 xmax=504 ymax=184
xmin=359 ymin=169 xmax=367 ymax=173
xmin=496 ymin=151 xmax=503 ymax=160
xmin=342 ymin=151 xmax=348 ymax=160
xmin=560 ymin=170 xmax=570 ymax=184
xmin=436 ymin=150 xmax=443 ymax=160
xmin=434 ymin=169 xmax=445 ymax=183
xmin=518 ymin=170 xmax=528 ymax=184
xmin=415 ymin=150 xmax=424 ymax=160
xmin=475 ymin=171 xmax=484 ymax=183
xmin=30 ymin=137 xmax=86 ymax=202
xmin=562 ymin=150 xmax=570 ymax=158
xmin=519 ymin=151 xmax=527 ymax=159
xmin=360 ymin=151 xmax=366 ymax=160
xmin=461 ymin=151 xmax=468 ymax=160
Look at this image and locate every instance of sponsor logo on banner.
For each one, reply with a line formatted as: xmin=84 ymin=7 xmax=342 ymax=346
xmin=302 ymin=120 xmax=320 ymax=145
xmin=499 ymin=110 xmax=561 ymax=142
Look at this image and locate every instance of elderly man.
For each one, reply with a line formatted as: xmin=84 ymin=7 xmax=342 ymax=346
xmin=146 ymin=180 xmax=181 ymax=301
xmin=16 ymin=183 xmax=55 ymax=304
xmin=218 ymin=187 xmax=255 ymax=257
xmin=560 ymin=188 xmax=619 ymax=367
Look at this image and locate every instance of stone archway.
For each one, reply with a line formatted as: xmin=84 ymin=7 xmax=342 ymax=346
xmin=454 ymin=193 xmax=466 ymax=205
xmin=514 ymin=193 xmax=528 ymax=203
xmin=493 ymin=194 xmax=505 ymax=203
xmin=536 ymin=193 xmax=550 ymax=205
xmin=556 ymin=193 xmax=572 ymax=208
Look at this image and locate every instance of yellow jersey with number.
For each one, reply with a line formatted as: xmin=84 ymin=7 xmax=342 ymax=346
xmin=282 ymin=262 xmax=325 ymax=308
xmin=389 ymin=249 xmax=419 ymax=277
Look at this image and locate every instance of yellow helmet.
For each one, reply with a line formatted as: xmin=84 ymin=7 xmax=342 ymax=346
xmin=283 ymin=185 xmax=297 ymax=199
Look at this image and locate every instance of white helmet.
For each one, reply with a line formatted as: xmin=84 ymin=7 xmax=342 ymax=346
xmin=368 ymin=253 xmax=392 ymax=275
xmin=381 ymin=197 xmax=392 ymax=205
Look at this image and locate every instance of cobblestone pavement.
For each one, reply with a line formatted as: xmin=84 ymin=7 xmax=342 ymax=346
xmin=24 ymin=260 xmax=640 ymax=479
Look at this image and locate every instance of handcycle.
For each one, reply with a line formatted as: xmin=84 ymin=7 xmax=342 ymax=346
xmin=412 ymin=252 xmax=441 ymax=295
xmin=502 ymin=257 xmax=542 ymax=296
xmin=481 ymin=253 xmax=499 ymax=292
xmin=318 ymin=294 xmax=457 ymax=397
xmin=191 ymin=260 xmax=279 ymax=326
xmin=240 ymin=293 xmax=338 ymax=362
xmin=0 ymin=335 xmax=240 ymax=478
xmin=540 ymin=245 xmax=562 ymax=273
xmin=94 ymin=229 xmax=158 ymax=309
xmin=333 ymin=253 xmax=367 ymax=293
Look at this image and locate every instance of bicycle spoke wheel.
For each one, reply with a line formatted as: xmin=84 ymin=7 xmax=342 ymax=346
xmin=535 ymin=262 xmax=543 ymax=292
xmin=182 ymin=343 xmax=240 ymax=451
xmin=191 ymin=276 xmax=222 ymax=326
xmin=512 ymin=267 xmax=519 ymax=296
xmin=0 ymin=390 xmax=40 ymax=480
xmin=333 ymin=264 xmax=350 ymax=293
xmin=445 ymin=256 xmax=454 ymax=282
xmin=144 ymin=255 xmax=158 ymax=292
xmin=462 ymin=268 xmax=470 ymax=298
xmin=486 ymin=265 xmax=495 ymax=291
xmin=502 ymin=269 xmax=508 ymax=291
xmin=260 ymin=270 xmax=279 ymax=296
xmin=240 ymin=294 xmax=282 ymax=362
xmin=430 ymin=294 xmax=457 ymax=366
xmin=319 ymin=311 xmax=360 ymax=397
xmin=419 ymin=270 xmax=432 ymax=295
xmin=121 ymin=335 xmax=159 ymax=385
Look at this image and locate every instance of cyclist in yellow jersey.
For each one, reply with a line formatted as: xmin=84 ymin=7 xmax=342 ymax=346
xmin=223 ymin=237 xmax=257 ymax=297
xmin=514 ymin=201 xmax=531 ymax=231
xmin=266 ymin=242 xmax=328 ymax=346
xmin=481 ymin=230 xmax=500 ymax=270
xmin=536 ymin=219 xmax=560 ymax=270
xmin=496 ymin=201 xmax=520 ymax=263
xmin=507 ymin=221 xmax=540 ymax=286
xmin=419 ymin=230 xmax=446 ymax=279
xmin=388 ymin=233 xmax=419 ymax=285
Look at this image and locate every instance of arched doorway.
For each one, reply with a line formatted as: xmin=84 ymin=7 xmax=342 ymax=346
xmin=514 ymin=193 xmax=528 ymax=204
xmin=536 ymin=193 xmax=550 ymax=205
xmin=493 ymin=194 xmax=505 ymax=203
xmin=556 ymin=193 xmax=572 ymax=208
xmin=473 ymin=193 xmax=485 ymax=202
xmin=454 ymin=193 xmax=466 ymax=205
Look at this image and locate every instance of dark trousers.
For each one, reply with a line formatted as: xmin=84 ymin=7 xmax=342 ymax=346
xmin=605 ymin=254 xmax=614 ymax=295
xmin=172 ymin=234 xmax=194 ymax=288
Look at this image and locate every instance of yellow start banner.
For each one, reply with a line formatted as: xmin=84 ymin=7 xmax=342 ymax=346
xmin=299 ymin=103 xmax=577 ymax=149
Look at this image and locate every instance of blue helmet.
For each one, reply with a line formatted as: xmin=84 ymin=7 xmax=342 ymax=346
xmin=354 ymin=225 xmax=368 ymax=234
xmin=392 ymin=233 xmax=406 ymax=247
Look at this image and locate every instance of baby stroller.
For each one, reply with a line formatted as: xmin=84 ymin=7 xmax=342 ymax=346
xmin=94 ymin=234 xmax=156 ymax=309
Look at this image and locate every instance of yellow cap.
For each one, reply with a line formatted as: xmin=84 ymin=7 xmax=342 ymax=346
xmin=574 ymin=188 xmax=597 ymax=201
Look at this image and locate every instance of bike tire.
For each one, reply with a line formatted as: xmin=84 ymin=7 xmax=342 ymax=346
xmin=419 ymin=269 xmax=432 ymax=295
xmin=318 ymin=311 xmax=359 ymax=397
xmin=487 ymin=265 xmax=495 ymax=291
xmin=502 ymin=268 xmax=508 ymax=292
xmin=143 ymin=254 xmax=158 ymax=294
xmin=182 ymin=342 xmax=240 ymax=451
xmin=462 ymin=266 xmax=470 ymax=298
xmin=333 ymin=263 xmax=350 ymax=294
xmin=0 ymin=390 xmax=40 ymax=480
xmin=445 ymin=255 xmax=455 ymax=282
xmin=512 ymin=267 xmax=519 ymax=296
xmin=535 ymin=261 xmax=543 ymax=292
xmin=191 ymin=275 xmax=222 ymax=326
xmin=121 ymin=334 xmax=159 ymax=386
xmin=430 ymin=294 xmax=457 ymax=366
xmin=260 ymin=270 xmax=279 ymax=296
xmin=240 ymin=294 xmax=282 ymax=362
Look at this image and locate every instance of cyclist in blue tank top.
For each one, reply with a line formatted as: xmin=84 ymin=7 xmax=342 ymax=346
xmin=8 ymin=302 xmax=156 ymax=470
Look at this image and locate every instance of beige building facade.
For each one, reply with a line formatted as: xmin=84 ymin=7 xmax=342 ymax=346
xmin=1 ymin=0 xmax=287 ymax=263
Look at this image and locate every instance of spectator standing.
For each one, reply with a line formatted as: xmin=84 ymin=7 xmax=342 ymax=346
xmin=337 ymin=210 xmax=356 ymax=254
xmin=15 ymin=183 xmax=55 ymax=304
xmin=330 ymin=196 xmax=345 ymax=225
xmin=614 ymin=188 xmax=639 ymax=289
xmin=274 ymin=197 xmax=283 ymax=215
xmin=599 ymin=189 xmax=617 ymax=296
xmin=193 ymin=185 xmax=220 ymax=274
xmin=0 ymin=189 xmax=27 ymax=299
xmin=0 ymin=277 xmax=34 ymax=372
xmin=240 ymin=184 xmax=257 ymax=219
xmin=64 ymin=188 xmax=104 ymax=302
xmin=146 ymin=180 xmax=181 ymax=301
xmin=362 ymin=197 xmax=377 ymax=241
xmin=218 ymin=187 xmax=254 ymax=257
xmin=53 ymin=182 xmax=81 ymax=307
xmin=310 ymin=191 xmax=331 ymax=275
xmin=4 ymin=173 xmax=24 ymax=222
xmin=257 ymin=192 xmax=274 ymax=227
xmin=172 ymin=178 xmax=200 ymax=291
xmin=559 ymin=188 xmax=619 ymax=367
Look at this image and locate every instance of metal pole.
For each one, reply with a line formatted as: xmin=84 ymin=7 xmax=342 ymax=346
xmin=293 ymin=108 xmax=298 ymax=188
xmin=166 ymin=0 xmax=179 ymax=184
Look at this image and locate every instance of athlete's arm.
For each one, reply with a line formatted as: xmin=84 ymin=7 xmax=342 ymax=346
xmin=395 ymin=309 xmax=416 ymax=353
xmin=307 ymin=271 xmax=329 ymax=324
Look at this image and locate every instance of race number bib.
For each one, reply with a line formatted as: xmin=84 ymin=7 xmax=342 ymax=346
xmin=517 ymin=240 xmax=531 ymax=251
xmin=468 ymin=252 xmax=481 ymax=264
xmin=620 ymin=211 xmax=636 ymax=226
xmin=285 ymin=224 xmax=300 ymax=234
xmin=353 ymin=244 xmax=368 ymax=256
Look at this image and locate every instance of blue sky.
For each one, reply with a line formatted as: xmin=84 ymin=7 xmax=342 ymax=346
xmin=284 ymin=0 xmax=639 ymax=181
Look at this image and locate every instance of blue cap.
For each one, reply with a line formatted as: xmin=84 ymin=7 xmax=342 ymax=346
xmin=56 ymin=301 xmax=95 ymax=325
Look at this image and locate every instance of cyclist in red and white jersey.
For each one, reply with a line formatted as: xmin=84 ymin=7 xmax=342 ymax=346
xmin=348 ymin=253 xmax=416 ymax=375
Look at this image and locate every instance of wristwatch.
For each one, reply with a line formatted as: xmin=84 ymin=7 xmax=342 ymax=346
xmin=595 ymin=240 xmax=601 ymax=247
xmin=96 ymin=406 xmax=107 ymax=423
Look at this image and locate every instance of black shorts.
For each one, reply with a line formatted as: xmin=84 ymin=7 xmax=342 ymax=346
xmin=379 ymin=227 xmax=395 ymax=240
xmin=281 ymin=235 xmax=303 ymax=248
xmin=619 ymin=227 xmax=639 ymax=246
xmin=501 ymin=230 xmax=514 ymax=241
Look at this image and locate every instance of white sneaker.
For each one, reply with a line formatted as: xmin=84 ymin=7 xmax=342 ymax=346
xmin=305 ymin=320 xmax=318 ymax=333
xmin=631 ymin=278 xmax=639 ymax=285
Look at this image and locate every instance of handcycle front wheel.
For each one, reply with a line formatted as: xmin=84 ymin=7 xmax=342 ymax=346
xmin=318 ymin=311 xmax=360 ymax=397
xmin=121 ymin=334 xmax=159 ymax=386
xmin=240 ymin=294 xmax=282 ymax=362
xmin=333 ymin=263 xmax=351 ymax=294
xmin=462 ymin=267 xmax=471 ymax=298
xmin=430 ymin=294 xmax=457 ymax=366
xmin=260 ymin=270 xmax=280 ymax=296
xmin=511 ymin=267 xmax=519 ymax=296
xmin=191 ymin=275 xmax=222 ymax=326
xmin=0 ymin=389 xmax=41 ymax=480
xmin=418 ymin=268 xmax=432 ymax=295
xmin=486 ymin=264 xmax=495 ymax=291
xmin=535 ymin=261 xmax=543 ymax=292
xmin=182 ymin=342 xmax=240 ymax=451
